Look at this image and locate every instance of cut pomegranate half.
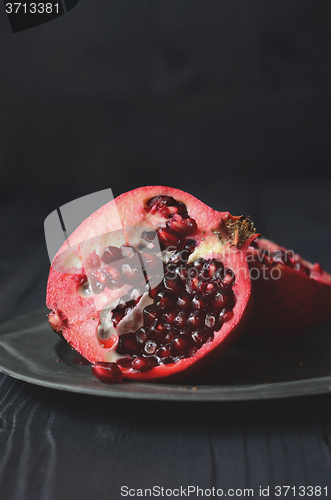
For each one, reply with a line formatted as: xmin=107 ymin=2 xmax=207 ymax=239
xmin=245 ymin=237 xmax=331 ymax=338
xmin=46 ymin=186 xmax=257 ymax=382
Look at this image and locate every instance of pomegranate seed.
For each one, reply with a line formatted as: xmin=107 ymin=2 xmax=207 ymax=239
xmin=185 ymin=277 xmax=199 ymax=294
xmin=169 ymin=248 xmax=190 ymax=265
xmin=193 ymin=258 xmax=205 ymax=270
xmin=148 ymin=322 xmax=168 ymax=343
xmin=144 ymin=340 xmax=158 ymax=355
xmin=147 ymin=195 xmax=174 ymax=208
xmin=148 ymin=279 xmax=163 ymax=299
xmin=182 ymin=217 xmax=197 ymax=235
xmin=117 ymin=333 xmax=141 ymax=355
xmin=293 ymin=262 xmax=310 ymax=276
xmin=48 ymin=310 xmax=68 ymax=336
xmin=121 ymin=245 xmax=137 ymax=258
xmin=121 ymin=263 xmax=143 ymax=285
xmin=155 ymin=290 xmax=176 ymax=311
xmin=200 ymin=259 xmax=221 ymax=279
xmin=155 ymin=320 xmax=171 ymax=332
xmin=143 ymin=305 xmax=161 ymax=326
xmin=177 ymin=292 xmax=191 ymax=310
xmin=164 ymin=331 xmax=176 ymax=343
xmin=81 ymin=280 xmax=92 ymax=296
xmin=192 ymin=329 xmax=213 ymax=346
xmin=103 ymin=265 xmax=125 ymax=290
xmin=219 ymin=309 xmax=234 ymax=323
xmin=167 ymin=216 xmax=197 ymax=236
xmin=211 ymin=267 xmax=225 ymax=284
xmin=187 ymin=266 xmax=199 ymax=279
xmin=93 ymin=269 xmax=107 ymax=285
xmin=191 ymin=295 xmax=207 ymax=311
xmin=273 ymin=250 xmax=291 ymax=265
xmin=101 ymin=246 xmax=122 ymax=264
xmin=89 ymin=269 xmax=106 ymax=293
xmin=141 ymin=252 xmax=163 ymax=276
xmin=198 ymin=281 xmax=219 ymax=297
xmin=157 ymin=227 xmax=185 ymax=250
xmin=312 ymin=263 xmax=322 ymax=274
xmin=205 ymin=313 xmax=218 ymax=330
xmin=213 ymin=291 xmax=228 ymax=309
xmin=206 ymin=282 xmax=219 ymax=295
xmin=141 ymin=230 xmax=157 ymax=243
xmin=171 ymin=333 xmax=194 ymax=356
xmin=174 ymin=201 xmax=188 ymax=216
xmin=116 ymin=358 xmax=132 ymax=368
xmin=220 ymin=269 xmax=235 ymax=289
xmin=175 ymin=265 xmax=189 ymax=281
xmin=136 ymin=328 xmax=148 ymax=344
xmin=156 ymin=345 xmax=172 ymax=360
xmin=147 ymin=196 xmax=172 ymax=216
xmin=91 ymin=362 xmax=123 ymax=383
xmin=163 ymin=272 xmax=184 ymax=294
xmin=173 ymin=311 xmax=188 ymax=329
xmin=132 ymin=356 xmax=156 ymax=372
xmin=184 ymin=239 xmax=196 ymax=253
xmin=147 ymin=196 xmax=188 ymax=216
xmin=163 ymin=309 xmax=177 ymax=326
xmin=187 ymin=311 xmax=204 ymax=329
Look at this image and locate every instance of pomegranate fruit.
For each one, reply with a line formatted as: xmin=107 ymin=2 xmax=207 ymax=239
xmin=245 ymin=238 xmax=331 ymax=338
xmin=46 ymin=186 xmax=257 ymax=382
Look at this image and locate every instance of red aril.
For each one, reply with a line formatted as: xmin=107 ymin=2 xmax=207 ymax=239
xmin=91 ymin=362 xmax=123 ymax=383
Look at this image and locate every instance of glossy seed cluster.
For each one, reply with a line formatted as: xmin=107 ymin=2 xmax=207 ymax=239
xmin=90 ymin=195 xmax=237 ymax=372
xmin=253 ymin=244 xmax=311 ymax=277
xmin=113 ymin=248 xmax=236 ymax=371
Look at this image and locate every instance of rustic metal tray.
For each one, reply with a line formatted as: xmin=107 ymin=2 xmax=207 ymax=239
xmin=0 ymin=308 xmax=331 ymax=401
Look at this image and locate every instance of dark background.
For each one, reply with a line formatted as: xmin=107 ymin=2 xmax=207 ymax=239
xmin=1 ymin=1 xmax=331 ymax=202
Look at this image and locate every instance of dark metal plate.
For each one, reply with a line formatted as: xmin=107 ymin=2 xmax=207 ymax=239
xmin=0 ymin=308 xmax=331 ymax=401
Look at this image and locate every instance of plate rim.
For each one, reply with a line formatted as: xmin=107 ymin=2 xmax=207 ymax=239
xmin=1 ymin=308 xmax=331 ymax=402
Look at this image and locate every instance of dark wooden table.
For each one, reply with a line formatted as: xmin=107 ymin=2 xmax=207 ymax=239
xmin=1 ymin=183 xmax=331 ymax=500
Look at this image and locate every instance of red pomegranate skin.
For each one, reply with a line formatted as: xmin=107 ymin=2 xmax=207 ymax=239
xmin=46 ymin=186 xmax=257 ymax=382
xmin=245 ymin=238 xmax=331 ymax=338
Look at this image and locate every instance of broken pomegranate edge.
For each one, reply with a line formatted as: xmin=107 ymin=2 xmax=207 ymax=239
xmin=245 ymin=237 xmax=331 ymax=338
xmin=46 ymin=186 xmax=257 ymax=382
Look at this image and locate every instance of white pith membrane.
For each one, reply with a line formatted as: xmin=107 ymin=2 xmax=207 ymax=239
xmin=51 ymin=196 xmax=242 ymax=375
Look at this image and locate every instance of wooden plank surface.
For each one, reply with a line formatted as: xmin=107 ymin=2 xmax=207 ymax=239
xmin=0 ymin=185 xmax=331 ymax=499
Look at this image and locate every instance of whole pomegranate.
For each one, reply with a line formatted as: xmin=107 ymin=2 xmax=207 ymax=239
xmin=47 ymin=186 xmax=257 ymax=382
xmin=245 ymin=238 xmax=331 ymax=338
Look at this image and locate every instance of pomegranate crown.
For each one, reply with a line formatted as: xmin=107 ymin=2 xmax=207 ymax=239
xmin=214 ymin=215 xmax=258 ymax=249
